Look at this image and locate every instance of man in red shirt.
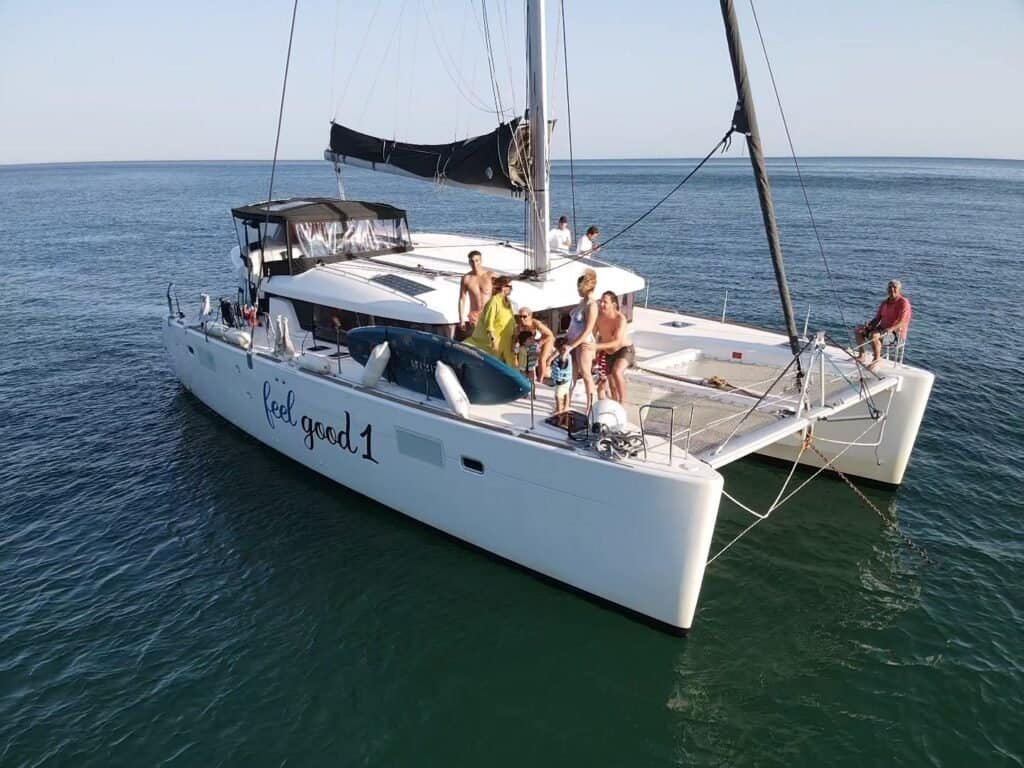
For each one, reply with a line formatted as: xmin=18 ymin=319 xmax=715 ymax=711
xmin=856 ymin=279 xmax=912 ymax=369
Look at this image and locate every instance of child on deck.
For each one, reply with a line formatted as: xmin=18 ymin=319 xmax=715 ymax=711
xmin=516 ymin=330 xmax=540 ymax=382
xmin=549 ymin=336 xmax=573 ymax=416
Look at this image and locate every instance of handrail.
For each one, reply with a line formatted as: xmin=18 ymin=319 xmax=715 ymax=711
xmin=637 ymin=402 xmax=698 ymax=466
xmin=638 ymin=403 xmax=675 ymax=465
xmin=166 ymin=283 xmax=183 ymax=318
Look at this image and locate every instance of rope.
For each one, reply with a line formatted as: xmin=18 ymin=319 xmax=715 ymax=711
xmin=266 ymin=0 xmax=298 ymax=210
xmin=334 ymin=0 xmax=384 ymax=117
xmin=422 ymin=0 xmax=498 ymax=115
xmin=253 ymin=0 xmax=299 ymax=319
xmin=533 ymin=129 xmax=735 ymax=277
xmin=559 ymin=0 xmax=579 ymax=242
xmin=707 ymin=430 xmax=811 ymax=564
xmin=707 ymin=420 xmax=930 ymax=566
xmin=747 ymin=0 xmax=850 ymax=342
xmin=714 ymin=336 xmax=813 ymax=456
xmin=480 ymin=1 xmax=508 ymax=120
xmin=357 ymin=0 xmax=409 ymax=127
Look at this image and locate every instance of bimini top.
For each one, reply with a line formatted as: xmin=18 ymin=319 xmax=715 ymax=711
xmin=231 ymin=198 xmax=406 ymax=224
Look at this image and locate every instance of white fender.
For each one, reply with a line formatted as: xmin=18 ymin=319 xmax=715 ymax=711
xmin=224 ymin=328 xmax=252 ymax=349
xmin=277 ymin=315 xmax=296 ymax=357
xmin=297 ymin=352 xmax=332 ymax=374
xmin=361 ymin=341 xmax=391 ymax=387
xmin=274 ymin=315 xmax=285 ymax=355
xmin=435 ymin=360 xmax=470 ymax=418
xmin=204 ymin=322 xmax=227 ymax=339
xmin=199 ymin=293 xmax=211 ymax=318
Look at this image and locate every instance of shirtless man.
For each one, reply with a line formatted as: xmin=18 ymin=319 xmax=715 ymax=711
xmin=514 ymin=307 xmax=555 ymax=381
xmin=584 ymin=291 xmax=634 ymax=404
xmin=458 ymin=250 xmax=493 ymax=337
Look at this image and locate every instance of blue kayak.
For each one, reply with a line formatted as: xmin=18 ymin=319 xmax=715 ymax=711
xmin=346 ymin=326 xmax=531 ymax=405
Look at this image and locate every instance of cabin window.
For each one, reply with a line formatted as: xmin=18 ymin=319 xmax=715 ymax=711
xmin=305 ymin=303 xmax=456 ymax=345
xmin=290 ymin=218 xmax=412 ymax=260
xmin=461 ymin=456 xmax=484 ymax=474
xmin=291 ymin=299 xmax=315 ymax=331
xmin=313 ymin=305 xmax=367 ymax=343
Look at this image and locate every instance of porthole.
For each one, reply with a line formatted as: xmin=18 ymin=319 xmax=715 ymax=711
xmin=461 ymin=457 xmax=484 ymax=474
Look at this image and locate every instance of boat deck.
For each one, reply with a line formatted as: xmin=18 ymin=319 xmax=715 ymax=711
xmin=207 ymin=304 xmax=902 ymax=474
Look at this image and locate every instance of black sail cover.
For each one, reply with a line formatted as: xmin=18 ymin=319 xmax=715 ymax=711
xmin=328 ymin=118 xmax=531 ymax=197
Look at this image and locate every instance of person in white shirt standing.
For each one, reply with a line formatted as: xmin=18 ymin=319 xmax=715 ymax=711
xmin=547 ymin=215 xmax=572 ymax=253
xmin=577 ymin=225 xmax=600 ymax=256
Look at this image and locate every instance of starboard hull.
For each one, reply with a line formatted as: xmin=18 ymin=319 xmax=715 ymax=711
xmin=164 ymin=319 xmax=725 ymax=631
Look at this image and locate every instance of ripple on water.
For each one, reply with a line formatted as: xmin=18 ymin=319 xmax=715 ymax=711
xmin=0 ymin=159 xmax=1022 ymax=766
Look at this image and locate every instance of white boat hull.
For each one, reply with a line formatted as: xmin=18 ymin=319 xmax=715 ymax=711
xmin=755 ymin=364 xmax=933 ymax=486
xmin=164 ymin=319 xmax=725 ymax=631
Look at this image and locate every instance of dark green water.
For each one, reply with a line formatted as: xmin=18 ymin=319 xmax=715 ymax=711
xmin=1 ymin=158 xmax=1021 ymax=766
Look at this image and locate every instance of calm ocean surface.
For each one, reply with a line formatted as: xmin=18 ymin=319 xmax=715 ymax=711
xmin=1 ymin=157 xmax=1022 ymax=766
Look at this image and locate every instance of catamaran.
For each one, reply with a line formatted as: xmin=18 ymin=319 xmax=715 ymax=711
xmin=163 ymin=0 xmax=933 ymax=632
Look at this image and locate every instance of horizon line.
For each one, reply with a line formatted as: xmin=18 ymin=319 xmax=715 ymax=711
xmin=2 ymin=154 xmax=1022 ymax=170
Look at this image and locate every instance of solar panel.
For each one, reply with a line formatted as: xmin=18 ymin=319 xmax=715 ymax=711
xmin=369 ymin=274 xmax=433 ymax=296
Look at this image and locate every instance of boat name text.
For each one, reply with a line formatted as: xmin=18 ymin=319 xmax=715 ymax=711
xmin=263 ymin=380 xmax=378 ymax=464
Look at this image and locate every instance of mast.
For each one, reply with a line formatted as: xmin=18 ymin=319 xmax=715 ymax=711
xmin=526 ymin=0 xmax=551 ymax=276
xmin=719 ymin=0 xmax=803 ymax=365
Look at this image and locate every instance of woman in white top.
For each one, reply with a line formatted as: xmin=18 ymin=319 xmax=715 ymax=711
xmin=576 ymin=225 xmax=600 ymax=256
xmin=563 ymin=268 xmax=599 ymax=410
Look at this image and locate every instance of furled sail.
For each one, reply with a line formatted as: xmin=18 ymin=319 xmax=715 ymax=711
xmin=325 ymin=118 xmax=532 ymax=198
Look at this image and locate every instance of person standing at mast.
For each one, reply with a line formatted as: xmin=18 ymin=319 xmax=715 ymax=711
xmin=457 ymin=250 xmax=493 ymax=337
xmin=548 ymin=215 xmax=572 ymax=253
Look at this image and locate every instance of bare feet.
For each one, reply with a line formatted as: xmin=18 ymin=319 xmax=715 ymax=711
xmin=867 ymin=359 xmax=881 ymax=372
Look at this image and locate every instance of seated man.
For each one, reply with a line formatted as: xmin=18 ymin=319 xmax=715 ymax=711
xmin=855 ymin=279 xmax=912 ymax=369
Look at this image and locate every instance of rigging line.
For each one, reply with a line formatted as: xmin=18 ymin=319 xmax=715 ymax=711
xmin=252 ymin=0 xmax=299 ymax=333
xmin=453 ymin=2 xmax=469 ymax=137
xmin=495 ymin=0 xmax=519 ymax=113
xmin=560 ymin=0 xmax=578 ymax=243
xmin=533 ymin=130 xmax=734 ymax=277
xmin=267 ymin=0 xmax=299 ymax=209
xmin=747 ymin=0 xmax=850 ymax=341
xmin=392 ymin=0 xmax=404 ymax=136
xmin=423 ymin=0 xmax=497 ymax=114
xmin=713 ymin=335 xmax=814 ymax=456
xmin=480 ymin=0 xmax=508 ymax=119
xmin=402 ymin=1 xmax=422 ymax=137
xmin=708 ymin=414 xmax=881 ymax=566
xmin=357 ymin=0 xmax=410 ymax=128
xmin=335 ymin=0 xmax=385 ymax=118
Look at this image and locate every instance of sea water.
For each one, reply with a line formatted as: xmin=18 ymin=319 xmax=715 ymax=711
xmin=1 ymin=157 xmax=1021 ymax=766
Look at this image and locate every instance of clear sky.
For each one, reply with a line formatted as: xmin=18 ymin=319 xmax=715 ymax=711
xmin=1 ymin=0 xmax=1021 ymax=164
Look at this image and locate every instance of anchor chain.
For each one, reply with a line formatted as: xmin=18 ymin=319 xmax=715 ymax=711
xmin=806 ymin=440 xmax=931 ymax=564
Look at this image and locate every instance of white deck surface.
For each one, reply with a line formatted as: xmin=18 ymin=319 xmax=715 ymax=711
xmin=215 ymin=300 xmax=901 ymax=473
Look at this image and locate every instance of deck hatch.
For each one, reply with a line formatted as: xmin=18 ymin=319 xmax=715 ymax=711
xmin=369 ymin=274 xmax=432 ymax=296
